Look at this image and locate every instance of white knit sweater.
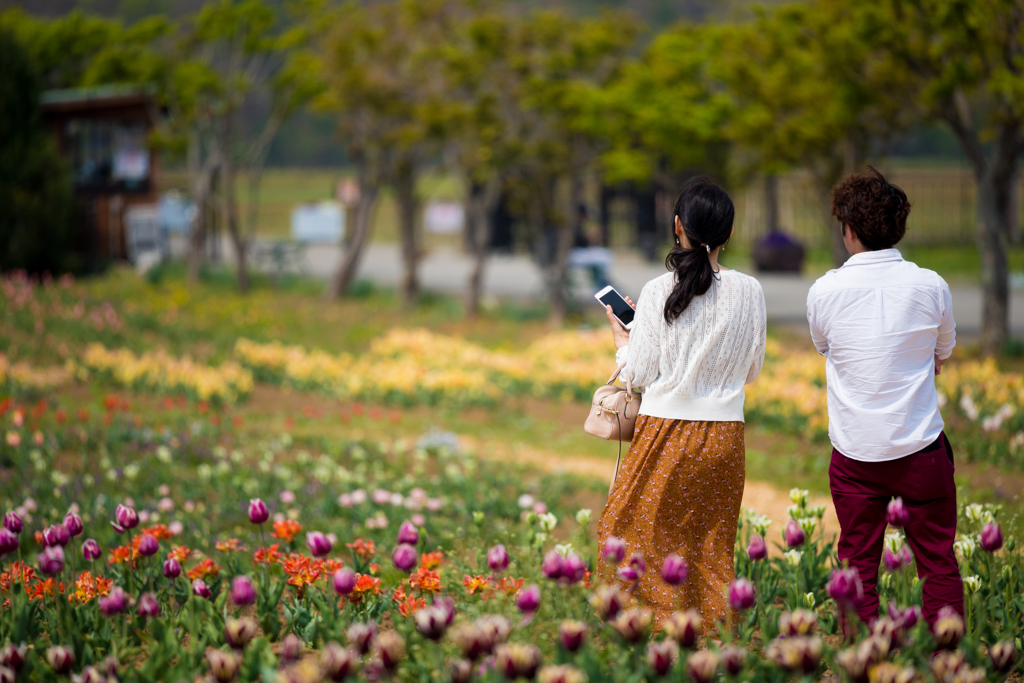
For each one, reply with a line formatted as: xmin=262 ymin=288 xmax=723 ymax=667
xmin=614 ymin=269 xmax=767 ymax=422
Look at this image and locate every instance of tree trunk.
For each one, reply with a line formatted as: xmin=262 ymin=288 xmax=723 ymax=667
xmin=977 ymin=166 xmax=1013 ymax=355
xmin=186 ymin=133 xmax=213 ymax=283
xmin=465 ymin=177 xmax=502 ymax=318
xmin=547 ymin=170 xmax=584 ymax=325
xmin=764 ymin=174 xmax=779 ymax=235
xmin=394 ymin=162 xmax=420 ymax=307
xmin=325 ymin=175 xmax=378 ymax=300
xmin=223 ymin=159 xmax=250 ymax=292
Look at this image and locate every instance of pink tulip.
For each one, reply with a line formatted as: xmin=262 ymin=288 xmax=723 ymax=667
xmin=784 ymin=519 xmax=805 ymax=548
xmin=396 ymin=520 xmax=419 ymax=545
xmin=602 ymin=536 xmax=626 ymax=563
xmin=981 ymin=522 xmax=1003 ymax=553
xmin=163 ymin=558 xmax=181 ymax=579
xmin=562 ymin=553 xmax=586 ymax=584
xmin=392 ymin=543 xmax=417 ymax=572
xmin=63 ymin=512 xmax=83 ymax=537
xmin=231 ymin=576 xmax=256 ymax=606
xmin=747 ymin=534 xmax=767 ymax=561
xmin=541 ymin=550 xmax=564 ymax=580
xmin=114 ymin=504 xmax=138 ymax=531
xmin=2 ymin=512 xmax=22 ymax=534
xmin=137 ymin=533 xmax=159 ymax=557
xmin=517 ymin=584 xmax=541 ymax=613
xmin=0 ymin=529 xmax=18 ymax=557
xmin=37 ymin=546 xmax=64 ymax=575
xmin=487 ymin=544 xmax=510 ymax=572
xmin=306 ymin=531 xmax=332 ymax=557
xmin=558 ymin=621 xmax=587 ymax=652
xmin=192 ymin=579 xmax=212 ymax=599
xmin=99 ymin=586 xmax=128 ymax=616
xmin=137 ymin=592 xmax=160 ymax=618
xmin=885 ymin=497 xmax=910 ymax=527
xmin=827 ymin=568 xmax=864 ymax=609
xmin=82 ymin=538 xmax=101 ymax=561
xmin=728 ymin=578 xmax=756 ymax=611
xmin=661 ymin=554 xmax=689 ymax=585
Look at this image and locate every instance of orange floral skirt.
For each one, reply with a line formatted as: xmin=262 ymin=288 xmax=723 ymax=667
xmin=596 ymin=415 xmax=745 ymax=626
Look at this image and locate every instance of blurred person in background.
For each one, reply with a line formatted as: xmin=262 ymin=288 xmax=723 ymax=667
xmin=597 ymin=178 xmax=767 ymax=625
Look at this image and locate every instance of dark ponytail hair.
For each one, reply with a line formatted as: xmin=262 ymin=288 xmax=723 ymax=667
xmin=664 ymin=178 xmax=735 ymax=323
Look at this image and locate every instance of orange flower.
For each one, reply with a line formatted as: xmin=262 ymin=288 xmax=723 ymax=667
xmin=321 ymin=558 xmax=345 ymax=576
xmin=215 ymin=539 xmax=246 ymax=553
xmin=462 ymin=575 xmax=492 ymax=597
xmin=498 ymin=577 xmax=525 ymax=596
xmin=108 ymin=546 xmax=132 ymax=565
xmin=73 ymin=571 xmax=112 ymax=604
xmin=168 ymin=546 xmax=193 ymax=563
xmin=186 ymin=558 xmax=221 ymax=581
xmin=369 ymin=563 xmax=380 ymax=575
xmin=282 ymin=554 xmax=323 ymax=589
xmin=420 ymin=551 xmax=444 ymax=570
xmin=141 ymin=524 xmax=174 ymax=541
xmin=409 ymin=567 xmax=444 ymax=595
xmin=348 ymin=574 xmax=382 ymax=603
xmin=254 ymin=544 xmax=283 ymax=566
xmin=0 ymin=562 xmax=35 ymax=594
xmin=28 ymin=578 xmax=62 ymax=601
xmin=346 ymin=538 xmax=376 ymax=562
xmin=271 ymin=519 xmax=302 ymax=543
xmin=393 ymin=587 xmax=425 ymax=618
xmin=33 ymin=530 xmax=44 ymax=546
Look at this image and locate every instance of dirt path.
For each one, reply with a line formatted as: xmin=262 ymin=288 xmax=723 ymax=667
xmin=460 ymin=435 xmax=840 ymax=554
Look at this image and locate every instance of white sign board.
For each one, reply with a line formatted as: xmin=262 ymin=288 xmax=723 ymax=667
xmin=291 ymin=202 xmax=345 ymax=244
xmin=424 ymin=201 xmax=465 ymax=234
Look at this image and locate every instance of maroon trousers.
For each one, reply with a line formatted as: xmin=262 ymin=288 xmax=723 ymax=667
xmin=829 ymin=432 xmax=963 ymax=625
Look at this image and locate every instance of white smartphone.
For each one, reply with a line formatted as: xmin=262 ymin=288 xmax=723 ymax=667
xmin=594 ymin=285 xmax=636 ymax=330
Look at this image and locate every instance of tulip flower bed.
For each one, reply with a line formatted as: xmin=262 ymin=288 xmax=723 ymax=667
xmin=1 ymin=389 xmax=1023 ymax=683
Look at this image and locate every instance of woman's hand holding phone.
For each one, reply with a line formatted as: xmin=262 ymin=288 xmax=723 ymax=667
xmin=605 ymin=295 xmax=635 ymax=351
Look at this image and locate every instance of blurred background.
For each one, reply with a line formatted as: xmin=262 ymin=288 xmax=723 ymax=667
xmin=2 ymin=0 xmax=1024 ymax=571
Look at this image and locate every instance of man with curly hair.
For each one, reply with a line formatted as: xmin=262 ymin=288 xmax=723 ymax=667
xmin=806 ymin=167 xmax=961 ymax=626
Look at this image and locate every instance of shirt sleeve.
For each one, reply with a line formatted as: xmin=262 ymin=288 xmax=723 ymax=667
xmin=617 ymin=280 xmax=663 ymax=390
xmin=935 ymin=276 xmax=956 ymax=360
xmin=806 ymin=282 xmax=829 ymax=356
xmin=745 ymin=282 xmax=768 ymax=384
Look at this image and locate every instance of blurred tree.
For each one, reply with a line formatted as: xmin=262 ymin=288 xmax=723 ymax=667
xmin=0 ymin=26 xmax=75 ymax=273
xmin=440 ymin=7 xmax=532 ymax=317
xmin=706 ymin=2 xmax=915 ymax=264
xmin=319 ymin=0 xmax=455 ymax=305
xmin=515 ymin=9 xmax=639 ymax=323
xmin=160 ymin=0 xmax=324 ymax=289
xmin=871 ymin=0 xmax=1024 ymax=354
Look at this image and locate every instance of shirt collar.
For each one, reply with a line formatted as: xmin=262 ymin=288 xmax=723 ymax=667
xmin=841 ymin=248 xmax=904 ymax=267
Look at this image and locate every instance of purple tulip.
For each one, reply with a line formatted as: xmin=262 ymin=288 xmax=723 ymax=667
xmin=397 ymin=520 xmax=419 ymax=545
xmin=281 ymin=633 xmax=303 ymax=661
xmin=885 ymin=497 xmax=910 ymax=527
xmin=981 ymin=522 xmax=1003 ymax=553
xmin=43 ymin=523 xmax=70 ymax=548
xmin=137 ymin=533 xmax=159 ymax=557
xmin=661 ymin=554 xmax=689 ymax=586
xmin=602 ymin=536 xmax=626 ymax=563
xmin=487 ymin=544 xmax=510 ymax=572
xmin=888 ymin=602 xmax=921 ymax=631
xmin=192 ymin=578 xmax=212 ymax=599
xmin=3 ymin=511 xmax=22 ymax=535
xmin=333 ymin=568 xmax=357 ymax=595
xmin=99 ymin=586 xmax=128 ymax=616
xmin=163 ymin=558 xmax=181 ymax=579
xmin=934 ymin=606 xmax=965 ymax=650
xmin=63 ymin=511 xmax=83 ymax=537
xmin=784 ymin=519 xmax=805 ymax=548
xmin=647 ymin=640 xmax=678 ymax=677
xmin=0 ymin=529 xmax=18 ymax=556
xmin=46 ymin=646 xmax=74 ymax=675
xmin=563 ymin=553 xmax=586 ymax=584
xmin=747 ymin=533 xmax=767 ymax=561
xmin=0 ymin=643 xmax=26 ymax=671
xmin=542 ymin=550 xmax=565 ymax=580
xmin=883 ymin=549 xmax=903 ymax=572
xmin=248 ymin=498 xmax=269 ymax=525
xmin=225 ymin=617 xmax=258 ymax=649
xmin=558 ymin=621 xmax=587 ymax=652
xmin=434 ymin=596 xmax=455 ymax=626
xmin=231 ymin=576 xmax=256 ymax=606
xmin=989 ymin=641 xmax=1017 ymax=673
xmin=321 ymin=642 xmax=357 ymax=682
xmin=618 ymin=552 xmax=646 ymax=582
xmin=664 ymin=610 xmax=702 ymax=648
xmin=137 ymin=592 xmax=160 ymax=618
xmin=414 ymin=604 xmax=449 ymax=640
xmin=306 ymin=531 xmax=332 ymax=558
xmin=347 ymin=621 xmax=378 ymax=655
xmin=720 ymin=647 xmax=746 ymax=676
xmin=728 ymin=578 xmax=756 ymax=611
xmin=517 ymin=584 xmax=540 ymax=613
xmin=827 ymin=568 xmax=864 ymax=609
xmin=392 ymin=543 xmax=417 ymax=572
xmin=114 ymin=504 xmax=138 ymax=532
xmin=37 ymin=545 xmax=64 ymax=575
xmin=80 ymin=538 xmax=101 ymax=561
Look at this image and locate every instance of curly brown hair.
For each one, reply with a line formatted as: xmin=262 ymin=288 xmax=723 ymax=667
xmin=829 ymin=166 xmax=910 ymax=250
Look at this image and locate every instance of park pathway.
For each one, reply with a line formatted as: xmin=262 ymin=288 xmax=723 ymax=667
xmin=236 ymin=239 xmax=1024 ymax=335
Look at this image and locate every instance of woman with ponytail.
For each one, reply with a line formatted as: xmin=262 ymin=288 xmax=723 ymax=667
xmin=597 ymin=178 xmax=766 ymax=627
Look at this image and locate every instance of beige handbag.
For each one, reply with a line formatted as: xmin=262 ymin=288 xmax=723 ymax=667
xmin=585 ymin=362 xmax=641 ymax=491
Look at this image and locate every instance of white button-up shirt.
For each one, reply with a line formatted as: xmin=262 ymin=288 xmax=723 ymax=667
xmin=806 ymin=249 xmax=956 ymax=462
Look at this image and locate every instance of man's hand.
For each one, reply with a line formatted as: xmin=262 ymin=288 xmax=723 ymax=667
xmin=605 ymin=295 xmax=635 ymax=351
xmin=935 ymin=354 xmax=947 ymax=376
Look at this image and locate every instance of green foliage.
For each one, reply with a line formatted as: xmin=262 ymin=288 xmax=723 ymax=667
xmin=0 ymin=27 xmax=75 ymax=274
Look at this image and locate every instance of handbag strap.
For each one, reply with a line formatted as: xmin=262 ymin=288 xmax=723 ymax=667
xmin=606 ymin=362 xmax=634 ymax=394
